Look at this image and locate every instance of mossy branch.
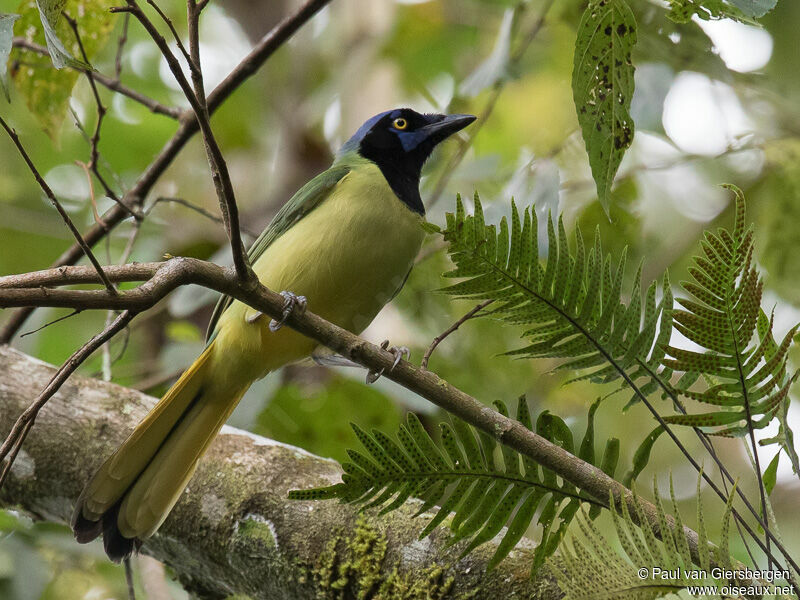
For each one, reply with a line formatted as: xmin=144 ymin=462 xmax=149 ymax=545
xmin=0 ymin=346 xmax=554 ymax=599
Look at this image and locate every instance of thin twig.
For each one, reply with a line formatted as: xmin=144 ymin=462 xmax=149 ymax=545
xmin=0 ymin=0 xmax=332 ymax=343
xmin=11 ymin=38 xmax=182 ymax=120
xmin=421 ymin=300 xmax=493 ymax=369
xmin=148 ymin=196 xmax=259 ymax=237
xmin=70 ymin=108 xmax=138 ymax=220
xmin=0 ymin=115 xmax=118 ymax=296
xmin=64 ymin=14 xmax=144 ymax=222
xmin=20 ymin=309 xmax=83 ymax=338
xmin=146 ymin=0 xmax=193 ymax=69
xmin=64 ymin=15 xmax=105 ymax=174
xmin=115 ymin=12 xmax=130 ymax=80
xmin=0 ymin=310 xmax=134 ymax=489
xmin=149 ymin=196 xmax=223 ymax=225
xmin=118 ymin=0 xmax=252 ymax=282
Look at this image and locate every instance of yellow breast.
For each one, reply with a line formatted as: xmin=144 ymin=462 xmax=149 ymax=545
xmin=211 ymin=161 xmax=426 ymax=382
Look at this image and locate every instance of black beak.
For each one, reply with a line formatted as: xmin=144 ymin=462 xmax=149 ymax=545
xmin=421 ymin=113 xmax=477 ymax=145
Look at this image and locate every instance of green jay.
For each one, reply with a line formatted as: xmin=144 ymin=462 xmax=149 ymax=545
xmin=71 ymin=108 xmax=476 ymax=561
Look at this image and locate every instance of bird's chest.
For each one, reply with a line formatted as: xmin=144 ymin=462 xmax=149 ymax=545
xmin=252 ymin=167 xmax=426 ymax=332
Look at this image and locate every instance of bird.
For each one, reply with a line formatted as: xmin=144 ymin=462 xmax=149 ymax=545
xmin=71 ymin=108 xmax=476 ymax=561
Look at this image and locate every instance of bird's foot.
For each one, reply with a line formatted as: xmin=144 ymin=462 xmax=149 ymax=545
xmin=264 ymin=291 xmax=307 ymax=332
xmin=366 ymin=340 xmax=409 ymax=384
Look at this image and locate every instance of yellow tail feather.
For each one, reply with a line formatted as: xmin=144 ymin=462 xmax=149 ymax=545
xmin=71 ymin=339 xmax=247 ymax=560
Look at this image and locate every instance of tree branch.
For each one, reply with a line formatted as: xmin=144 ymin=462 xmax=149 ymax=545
xmin=0 ymin=0 xmax=332 ymax=343
xmin=0 ymin=346 xmax=554 ymax=599
xmin=0 ymin=258 xmax=761 ymax=576
xmin=421 ymin=300 xmax=493 ymax=369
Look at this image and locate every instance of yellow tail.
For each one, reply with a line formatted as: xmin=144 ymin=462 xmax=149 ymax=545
xmin=72 ymin=340 xmax=248 ymax=561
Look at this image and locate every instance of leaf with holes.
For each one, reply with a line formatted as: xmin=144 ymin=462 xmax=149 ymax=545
xmin=572 ymin=0 xmax=637 ymax=212
xmin=666 ymin=0 xmax=769 ymax=23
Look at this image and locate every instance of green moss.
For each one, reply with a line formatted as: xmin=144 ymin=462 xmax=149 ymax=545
xmin=237 ymin=517 xmax=276 ymax=548
xmin=311 ymin=515 xmax=470 ymax=600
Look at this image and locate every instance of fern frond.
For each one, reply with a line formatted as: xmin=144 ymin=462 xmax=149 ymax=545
xmin=663 ymin=185 xmax=799 ymax=439
xmin=440 ymin=193 xmax=673 ymax=394
xmin=289 ymin=397 xmax=620 ymax=572
xmin=556 ymin=475 xmax=738 ymax=600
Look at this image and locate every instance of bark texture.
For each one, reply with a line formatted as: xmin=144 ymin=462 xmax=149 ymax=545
xmin=0 ymin=346 xmax=560 ymax=599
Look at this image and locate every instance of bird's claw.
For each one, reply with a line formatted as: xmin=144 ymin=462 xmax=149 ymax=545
xmin=366 ymin=341 xmax=410 ymax=384
xmin=268 ymin=291 xmax=307 ymax=332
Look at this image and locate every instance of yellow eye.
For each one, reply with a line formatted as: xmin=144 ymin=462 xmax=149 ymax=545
xmin=392 ymin=118 xmax=408 ymax=130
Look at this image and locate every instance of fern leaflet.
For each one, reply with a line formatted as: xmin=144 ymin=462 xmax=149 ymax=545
xmin=440 ymin=193 xmax=673 ymax=394
xmin=556 ymin=475 xmax=739 ymax=600
xmin=289 ymin=397 xmax=619 ymax=572
xmin=663 ymin=185 xmax=799 ymax=440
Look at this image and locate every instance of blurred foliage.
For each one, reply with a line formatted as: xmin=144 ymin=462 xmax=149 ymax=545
xmin=11 ymin=0 xmax=117 ymax=139
xmin=0 ymin=0 xmax=798 ymax=596
xmin=253 ymin=375 xmax=404 ymax=464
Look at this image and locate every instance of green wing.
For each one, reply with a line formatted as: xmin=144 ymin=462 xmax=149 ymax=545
xmin=205 ymin=165 xmax=351 ymax=342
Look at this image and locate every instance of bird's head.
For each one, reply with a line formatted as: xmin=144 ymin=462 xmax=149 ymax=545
xmin=338 ymin=108 xmax=476 ymax=214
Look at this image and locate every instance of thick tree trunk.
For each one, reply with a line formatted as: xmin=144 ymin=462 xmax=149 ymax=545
xmin=0 ymin=346 xmax=560 ymax=599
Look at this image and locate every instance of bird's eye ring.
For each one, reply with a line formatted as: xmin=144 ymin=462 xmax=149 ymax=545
xmin=392 ymin=118 xmax=408 ymax=130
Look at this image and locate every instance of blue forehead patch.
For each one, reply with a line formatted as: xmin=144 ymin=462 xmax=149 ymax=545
xmin=339 ymin=109 xmax=404 ymax=155
xmin=348 ymin=110 xmax=395 ymax=143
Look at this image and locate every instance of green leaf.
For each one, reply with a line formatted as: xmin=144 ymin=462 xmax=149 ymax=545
xmin=34 ymin=0 xmax=89 ymax=70
xmin=440 ymin=193 xmax=673 ymax=399
xmin=666 ymin=0 xmax=763 ymax=23
xmin=0 ymin=13 xmax=20 ymax=101
xmin=728 ymin=0 xmax=777 ymax=18
xmin=763 ymin=452 xmax=779 ymax=496
xmin=12 ymin=0 xmax=117 ymax=139
xmin=572 ymin=0 xmax=637 ymax=212
xmin=666 ymin=187 xmax=795 ymax=438
xmin=624 ymin=426 xmax=663 ymax=486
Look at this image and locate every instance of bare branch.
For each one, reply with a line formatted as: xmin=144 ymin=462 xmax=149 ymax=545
xmin=145 ymin=0 xmax=193 ymax=69
xmin=114 ymin=12 xmax=131 ymax=80
xmin=19 ymin=309 xmax=83 ymax=338
xmin=63 ymin=15 xmax=140 ymax=222
xmin=0 ymin=115 xmax=118 ymax=296
xmin=421 ymin=300 xmax=493 ymax=369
